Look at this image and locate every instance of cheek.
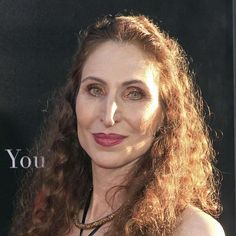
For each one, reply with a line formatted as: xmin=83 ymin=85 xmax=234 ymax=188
xmin=130 ymin=105 xmax=163 ymax=135
xmin=75 ymin=96 xmax=96 ymax=129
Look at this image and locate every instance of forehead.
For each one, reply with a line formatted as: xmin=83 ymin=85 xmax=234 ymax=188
xmin=81 ymin=41 xmax=159 ymax=84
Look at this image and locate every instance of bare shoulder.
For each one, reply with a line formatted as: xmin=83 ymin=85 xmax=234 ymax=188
xmin=173 ymin=205 xmax=225 ymax=236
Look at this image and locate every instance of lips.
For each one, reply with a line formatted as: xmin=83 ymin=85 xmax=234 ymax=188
xmin=92 ymin=133 xmax=127 ymax=147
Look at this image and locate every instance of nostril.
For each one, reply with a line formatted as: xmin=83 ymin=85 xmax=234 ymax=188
xmin=100 ymin=99 xmax=120 ymax=127
xmin=101 ymin=116 xmax=116 ymax=127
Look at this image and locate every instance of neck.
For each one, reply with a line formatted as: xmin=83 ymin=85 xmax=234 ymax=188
xmin=86 ymin=162 xmax=133 ymax=222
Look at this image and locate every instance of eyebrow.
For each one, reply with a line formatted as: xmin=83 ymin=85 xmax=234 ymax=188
xmin=81 ymin=76 xmax=146 ymax=87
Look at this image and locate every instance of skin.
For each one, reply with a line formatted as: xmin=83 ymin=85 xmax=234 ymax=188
xmin=173 ymin=205 xmax=225 ymax=236
xmin=74 ymin=41 xmax=163 ymax=235
xmin=76 ymin=41 xmax=163 ymax=170
xmin=68 ymin=41 xmax=225 ymax=236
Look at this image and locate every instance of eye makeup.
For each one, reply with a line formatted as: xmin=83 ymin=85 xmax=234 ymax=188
xmin=123 ymin=86 xmax=147 ymax=100
xmin=80 ymin=77 xmax=152 ymax=101
xmin=86 ymin=83 xmax=105 ymax=97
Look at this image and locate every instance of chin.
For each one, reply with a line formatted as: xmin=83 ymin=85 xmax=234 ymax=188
xmin=91 ymin=154 xmax=124 ymax=169
xmin=89 ymin=152 xmax=135 ymax=170
xmin=92 ymin=161 xmax=124 ymax=170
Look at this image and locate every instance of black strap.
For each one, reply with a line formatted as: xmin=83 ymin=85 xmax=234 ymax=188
xmin=87 ymin=225 xmax=102 ymax=236
xmin=80 ymin=188 xmax=102 ymax=236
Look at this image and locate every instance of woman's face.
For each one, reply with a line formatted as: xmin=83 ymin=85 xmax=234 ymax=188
xmin=75 ymin=41 xmax=163 ymax=169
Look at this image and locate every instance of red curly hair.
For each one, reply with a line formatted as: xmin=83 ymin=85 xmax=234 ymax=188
xmin=10 ymin=14 xmax=221 ymax=236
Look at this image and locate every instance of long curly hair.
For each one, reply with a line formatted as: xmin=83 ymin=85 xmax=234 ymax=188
xmin=10 ymin=14 xmax=221 ymax=236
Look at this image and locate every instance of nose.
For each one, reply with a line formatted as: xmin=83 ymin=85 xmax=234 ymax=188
xmin=100 ymin=97 xmax=120 ymax=127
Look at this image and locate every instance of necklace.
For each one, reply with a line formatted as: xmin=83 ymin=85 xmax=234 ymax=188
xmin=73 ymin=211 xmax=118 ymax=229
xmin=73 ymin=188 xmax=119 ymax=232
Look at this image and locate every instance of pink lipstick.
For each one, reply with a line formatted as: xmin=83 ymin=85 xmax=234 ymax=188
xmin=92 ymin=133 xmax=127 ymax=147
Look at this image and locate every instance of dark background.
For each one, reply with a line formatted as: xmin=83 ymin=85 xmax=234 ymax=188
xmin=0 ymin=0 xmax=235 ymax=235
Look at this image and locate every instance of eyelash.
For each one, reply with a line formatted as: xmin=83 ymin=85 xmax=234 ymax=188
xmin=124 ymin=87 xmax=146 ymax=100
xmin=86 ymin=84 xmax=146 ymax=100
xmin=86 ymin=84 xmax=105 ymax=97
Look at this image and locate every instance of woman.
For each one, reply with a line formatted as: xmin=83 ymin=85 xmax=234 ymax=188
xmin=10 ymin=14 xmax=225 ymax=235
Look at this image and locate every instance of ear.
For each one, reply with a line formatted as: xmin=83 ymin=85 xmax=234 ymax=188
xmin=152 ymin=107 xmax=165 ymax=138
xmin=156 ymin=106 xmax=165 ymax=131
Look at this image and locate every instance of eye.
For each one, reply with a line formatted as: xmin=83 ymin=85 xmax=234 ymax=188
xmin=87 ymin=84 xmax=105 ymax=97
xmin=123 ymin=87 xmax=146 ymax=100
